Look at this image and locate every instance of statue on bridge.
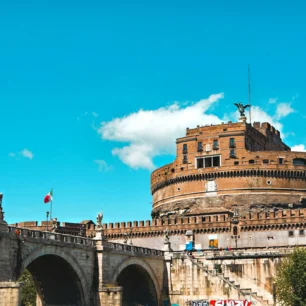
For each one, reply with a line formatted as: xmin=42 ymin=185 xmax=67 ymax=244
xmin=234 ymin=102 xmax=250 ymax=117
xmin=123 ymin=232 xmax=129 ymax=244
xmin=164 ymin=228 xmax=170 ymax=243
xmin=96 ymin=211 xmax=103 ymax=229
xmin=51 ymin=218 xmax=58 ymax=232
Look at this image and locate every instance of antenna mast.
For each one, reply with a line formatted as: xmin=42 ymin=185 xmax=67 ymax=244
xmin=248 ymin=64 xmax=252 ymax=124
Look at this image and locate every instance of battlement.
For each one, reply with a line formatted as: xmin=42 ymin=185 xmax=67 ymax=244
xmin=103 ymin=208 xmax=306 ymax=236
xmin=12 ymin=208 xmax=306 ymax=241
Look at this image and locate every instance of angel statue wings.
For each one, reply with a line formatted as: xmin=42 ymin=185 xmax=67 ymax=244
xmin=96 ymin=211 xmax=103 ymax=229
xmin=234 ymin=102 xmax=250 ymax=117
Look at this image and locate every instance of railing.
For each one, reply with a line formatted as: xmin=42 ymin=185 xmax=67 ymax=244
xmin=103 ymin=241 xmax=164 ymax=257
xmin=8 ymin=226 xmax=96 ymax=247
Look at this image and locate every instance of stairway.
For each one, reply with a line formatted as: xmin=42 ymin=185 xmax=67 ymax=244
xmin=186 ymin=253 xmax=274 ymax=306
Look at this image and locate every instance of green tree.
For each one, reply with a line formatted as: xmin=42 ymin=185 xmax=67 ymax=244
xmin=275 ymin=247 xmax=306 ymax=306
xmin=18 ymin=269 xmax=37 ymax=306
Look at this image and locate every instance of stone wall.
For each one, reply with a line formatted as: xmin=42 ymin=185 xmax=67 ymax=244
xmin=167 ymin=250 xmax=282 ymax=306
xmin=0 ymin=282 xmax=22 ymax=306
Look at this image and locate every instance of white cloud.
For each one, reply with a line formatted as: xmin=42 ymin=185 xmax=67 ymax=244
xmin=291 ymin=144 xmax=306 ymax=152
xmin=98 ymin=93 xmax=224 ymax=170
xmin=269 ymin=98 xmax=278 ymax=104
xmin=275 ymin=103 xmax=294 ymax=120
xmin=94 ymin=160 xmax=111 ymax=172
xmin=97 ymin=93 xmax=298 ymax=170
xmin=20 ymin=149 xmax=33 ymax=159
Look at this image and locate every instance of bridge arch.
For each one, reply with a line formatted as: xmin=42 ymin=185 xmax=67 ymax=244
xmin=112 ymin=257 xmax=160 ymax=306
xmin=21 ymin=245 xmax=89 ymax=306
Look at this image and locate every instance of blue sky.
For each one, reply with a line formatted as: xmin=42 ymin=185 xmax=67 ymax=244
xmin=1 ymin=0 xmax=306 ymax=225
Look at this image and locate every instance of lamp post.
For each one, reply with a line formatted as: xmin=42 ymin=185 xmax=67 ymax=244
xmin=46 ymin=211 xmax=49 ymax=231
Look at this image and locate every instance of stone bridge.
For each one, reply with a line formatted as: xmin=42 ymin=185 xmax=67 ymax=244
xmin=0 ymin=224 xmax=166 ymax=306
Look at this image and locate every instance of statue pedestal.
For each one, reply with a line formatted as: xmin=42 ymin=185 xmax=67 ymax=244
xmin=239 ymin=116 xmax=247 ymax=123
xmin=94 ymin=228 xmax=106 ymax=241
xmin=0 ymin=205 xmax=8 ymax=232
xmin=163 ymin=241 xmax=172 ymax=252
xmin=0 ymin=221 xmax=8 ymax=232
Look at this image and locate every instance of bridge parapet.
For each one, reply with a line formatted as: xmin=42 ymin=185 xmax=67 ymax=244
xmin=101 ymin=241 xmax=164 ymax=257
xmin=7 ymin=226 xmax=96 ymax=248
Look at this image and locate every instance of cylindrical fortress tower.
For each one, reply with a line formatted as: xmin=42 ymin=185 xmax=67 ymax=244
xmin=151 ymin=120 xmax=306 ymax=218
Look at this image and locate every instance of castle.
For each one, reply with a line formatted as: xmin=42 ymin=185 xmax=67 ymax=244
xmin=12 ymin=110 xmax=306 ymax=305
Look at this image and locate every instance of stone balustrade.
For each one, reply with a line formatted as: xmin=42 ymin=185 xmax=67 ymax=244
xmin=7 ymin=226 xmax=96 ymax=247
xmin=102 ymin=241 xmax=164 ymax=257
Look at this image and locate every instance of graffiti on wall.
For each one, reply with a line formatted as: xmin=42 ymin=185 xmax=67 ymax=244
xmin=191 ymin=300 xmax=252 ymax=306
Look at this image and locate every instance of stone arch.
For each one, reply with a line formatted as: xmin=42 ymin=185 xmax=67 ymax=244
xmin=112 ymin=257 xmax=160 ymax=305
xmin=21 ymin=245 xmax=89 ymax=306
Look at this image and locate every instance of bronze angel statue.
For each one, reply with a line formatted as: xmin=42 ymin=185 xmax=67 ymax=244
xmin=234 ymin=102 xmax=250 ymax=117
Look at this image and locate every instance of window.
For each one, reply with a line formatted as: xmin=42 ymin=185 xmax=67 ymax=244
xmin=196 ymin=155 xmax=221 ymax=169
xmin=213 ymin=140 xmax=219 ymax=149
xmin=206 ymin=157 xmax=212 ymax=167
xmin=183 ymin=155 xmax=188 ymax=164
xmin=234 ymin=161 xmax=239 ymax=165
xmin=233 ymin=226 xmax=238 ymax=236
xmin=279 ymin=158 xmax=283 ymax=164
xmin=229 ymin=150 xmax=236 ymax=158
xmin=205 ymin=144 xmax=211 ymax=152
xmin=197 ymin=142 xmax=203 ymax=152
xmin=183 ymin=144 xmax=188 ymax=154
xmin=263 ymin=159 xmax=269 ymax=164
xmin=249 ymin=160 xmax=255 ymax=164
xmin=293 ymin=158 xmax=306 ymax=166
xmin=197 ymin=158 xmax=204 ymax=168
xmin=229 ymin=138 xmax=235 ymax=148
xmin=299 ymin=229 xmax=305 ymax=236
xmin=213 ymin=156 xmax=220 ymax=167
xmin=288 ymin=230 xmax=294 ymax=237
xmin=230 ymin=264 xmax=242 ymax=274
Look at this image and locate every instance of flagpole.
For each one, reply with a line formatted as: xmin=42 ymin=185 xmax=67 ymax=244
xmin=50 ymin=200 xmax=53 ymax=222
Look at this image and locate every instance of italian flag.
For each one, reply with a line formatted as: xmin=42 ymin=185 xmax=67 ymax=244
xmin=44 ymin=189 xmax=53 ymax=203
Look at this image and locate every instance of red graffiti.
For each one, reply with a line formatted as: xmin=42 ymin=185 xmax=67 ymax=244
xmin=210 ymin=300 xmax=252 ymax=306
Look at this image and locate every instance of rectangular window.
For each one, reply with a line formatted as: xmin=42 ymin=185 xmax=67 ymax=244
xmin=196 ymin=156 xmax=221 ymax=169
xmin=183 ymin=155 xmax=188 ymax=164
xmin=205 ymin=157 xmax=212 ymax=167
xmin=230 ymin=149 xmax=236 ymax=158
xmin=300 ymin=229 xmax=305 ymax=236
xmin=229 ymin=138 xmax=235 ymax=147
xmin=213 ymin=156 xmax=220 ymax=167
xmin=279 ymin=158 xmax=283 ymax=165
xmin=183 ymin=144 xmax=188 ymax=154
xmin=197 ymin=158 xmax=204 ymax=168
xmin=197 ymin=142 xmax=203 ymax=151
xmin=288 ymin=230 xmax=294 ymax=237
xmin=213 ymin=140 xmax=219 ymax=149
